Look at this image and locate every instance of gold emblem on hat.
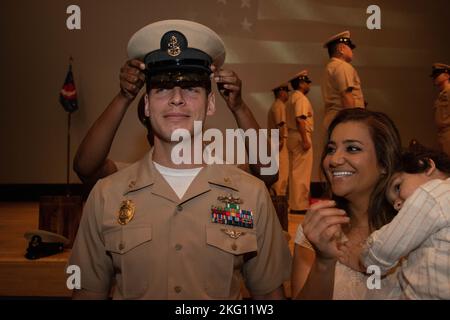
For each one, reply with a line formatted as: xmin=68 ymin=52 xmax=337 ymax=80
xmin=221 ymin=228 xmax=245 ymax=239
xmin=168 ymin=35 xmax=181 ymax=57
xmin=117 ymin=200 xmax=135 ymax=225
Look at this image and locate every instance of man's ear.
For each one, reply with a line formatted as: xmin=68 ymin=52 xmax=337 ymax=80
xmin=144 ymin=94 xmax=150 ymax=117
xmin=337 ymin=43 xmax=345 ymax=55
xmin=206 ymin=92 xmax=216 ymax=116
xmin=425 ymin=158 xmax=437 ymax=176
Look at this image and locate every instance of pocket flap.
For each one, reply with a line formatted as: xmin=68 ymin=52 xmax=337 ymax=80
xmin=104 ymin=225 xmax=152 ymax=254
xmin=206 ymin=224 xmax=257 ymax=255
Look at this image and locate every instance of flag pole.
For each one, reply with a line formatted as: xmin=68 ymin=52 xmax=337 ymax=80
xmin=66 ymin=111 xmax=71 ymax=197
xmin=66 ymin=56 xmax=74 ymax=197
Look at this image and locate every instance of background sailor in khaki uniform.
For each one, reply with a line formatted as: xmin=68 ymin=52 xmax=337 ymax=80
xmin=322 ymin=31 xmax=365 ymax=130
xmin=267 ymin=84 xmax=289 ymax=196
xmin=431 ymin=63 xmax=450 ymax=156
xmin=286 ymin=71 xmax=314 ymax=214
xmin=68 ymin=19 xmax=291 ymax=300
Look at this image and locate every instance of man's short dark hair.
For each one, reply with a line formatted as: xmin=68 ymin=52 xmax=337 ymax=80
xmin=273 ymin=88 xmax=285 ymax=98
xmin=290 ymin=78 xmax=300 ymax=91
xmin=145 ymin=70 xmax=212 ymax=95
xmin=328 ymin=43 xmax=339 ymax=58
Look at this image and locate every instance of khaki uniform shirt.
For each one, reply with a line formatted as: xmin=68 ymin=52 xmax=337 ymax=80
xmin=434 ymin=85 xmax=450 ymax=133
xmin=322 ymin=57 xmax=365 ymax=113
xmin=268 ymin=98 xmax=288 ymax=138
xmin=69 ymin=152 xmax=291 ymax=300
xmin=286 ymin=90 xmax=314 ymax=133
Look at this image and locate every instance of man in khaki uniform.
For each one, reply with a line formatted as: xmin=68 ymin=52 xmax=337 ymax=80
xmin=285 ymin=71 xmax=314 ymax=214
xmin=267 ymin=84 xmax=289 ymax=196
xmin=431 ymin=63 xmax=450 ymax=156
xmin=69 ymin=20 xmax=291 ymax=300
xmin=322 ymin=31 xmax=365 ymax=129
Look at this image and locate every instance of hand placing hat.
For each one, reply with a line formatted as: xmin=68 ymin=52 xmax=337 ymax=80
xmin=211 ymin=65 xmax=244 ymax=113
xmin=119 ymin=59 xmax=146 ymax=100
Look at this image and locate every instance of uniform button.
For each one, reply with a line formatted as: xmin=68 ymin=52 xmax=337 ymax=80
xmin=231 ymin=244 xmax=238 ymax=251
xmin=224 ymin=177 xmax=230 ymax=183
xmin=175 ymin=244 xmax=183 ymax=251
xmin=128 ymin=181 xmax=136 ymax=188
xmin=176 ymin=205 xmax=183 ymax=212
xmin=174 ymin=286 xmax=182 ymax=293
xmin=118 ymin=242 xmax=125 ymax=250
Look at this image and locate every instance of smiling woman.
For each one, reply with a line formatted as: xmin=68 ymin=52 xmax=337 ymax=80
xmin=291 ymin=108 xmax=403 ymax=300
xmin=321 ymin=109 xmax=402 ymax=231
xmin=323 ymin=122 xmax=384 ymax=204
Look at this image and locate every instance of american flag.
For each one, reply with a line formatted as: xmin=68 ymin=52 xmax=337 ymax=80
xmin=143 ymin=0 xmax=447 ymax=125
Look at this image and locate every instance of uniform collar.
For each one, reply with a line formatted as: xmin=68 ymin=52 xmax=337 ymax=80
xmin=123 ymin=151 xmax=240 ymax=203
xmin=331 ymin=57 xmax=348 ymax=65
xmin=293 ymin=89 xmax=305 ymax=97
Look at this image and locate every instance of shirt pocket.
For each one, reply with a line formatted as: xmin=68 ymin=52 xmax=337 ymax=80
xmin=104 ymin=225 xmax=152 ymax=299
xmin=204 ymin=224 xmax=257 ymax=298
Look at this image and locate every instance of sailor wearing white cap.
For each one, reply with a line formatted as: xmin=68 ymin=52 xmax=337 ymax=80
xmin=268 ymin=83 xmax=289 ymax=198
xmin=286 ymin=70 xmax=314 ymax=214
xmin=322 ymin=31 xmax=365 ymax=130
xmin=69 ymin=20 xmax=291 ymax=300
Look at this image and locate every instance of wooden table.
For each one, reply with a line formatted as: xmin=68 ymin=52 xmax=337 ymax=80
xmin=0 ymin=202 xmax=71 ymax=297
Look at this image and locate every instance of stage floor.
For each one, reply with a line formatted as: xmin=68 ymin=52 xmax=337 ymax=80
xmin=0 ymin=202 xmax=303 ymax=298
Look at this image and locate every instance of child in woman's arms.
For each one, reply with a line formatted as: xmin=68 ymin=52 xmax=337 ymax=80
xmin=360 ymin=144 xmax=450 ymax=299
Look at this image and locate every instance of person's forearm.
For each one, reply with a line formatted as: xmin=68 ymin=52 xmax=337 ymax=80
xmin=296 ymin=119 xmax=308 ymax=142
xmin=232 ymin=101 xmax=260 ymax=132
xmin=232 ymin=103 xmax=277 ymax=185
xmin=341 ymin=90 xmax=355 ymax=108
xmin=296 ymin=257 xmax=336 ymax=300
xmin=74 ymin=92 xmax=132 ymax=178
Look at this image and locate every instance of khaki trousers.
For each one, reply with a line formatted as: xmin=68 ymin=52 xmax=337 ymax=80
xmin=271 ymin=137 xmax=289 ymax=196
xmin=287 ymin=130 xmax=313 ymax=211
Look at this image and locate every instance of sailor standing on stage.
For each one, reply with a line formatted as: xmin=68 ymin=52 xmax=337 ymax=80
xmin=285 ymin=71 xmax=314 ymax=214
xmin=267 ymin=84 xmax=289 ymax=197
xmin=322 ymin=31 xmax=365 ymax=129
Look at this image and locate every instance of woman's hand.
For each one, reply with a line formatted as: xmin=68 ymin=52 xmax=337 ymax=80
xmin=302 ymin=200 xmax=350 ymax=261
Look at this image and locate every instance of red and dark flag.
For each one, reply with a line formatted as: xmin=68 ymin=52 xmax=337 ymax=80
xmin=59 ymin=64 xmax=78 ymax=113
